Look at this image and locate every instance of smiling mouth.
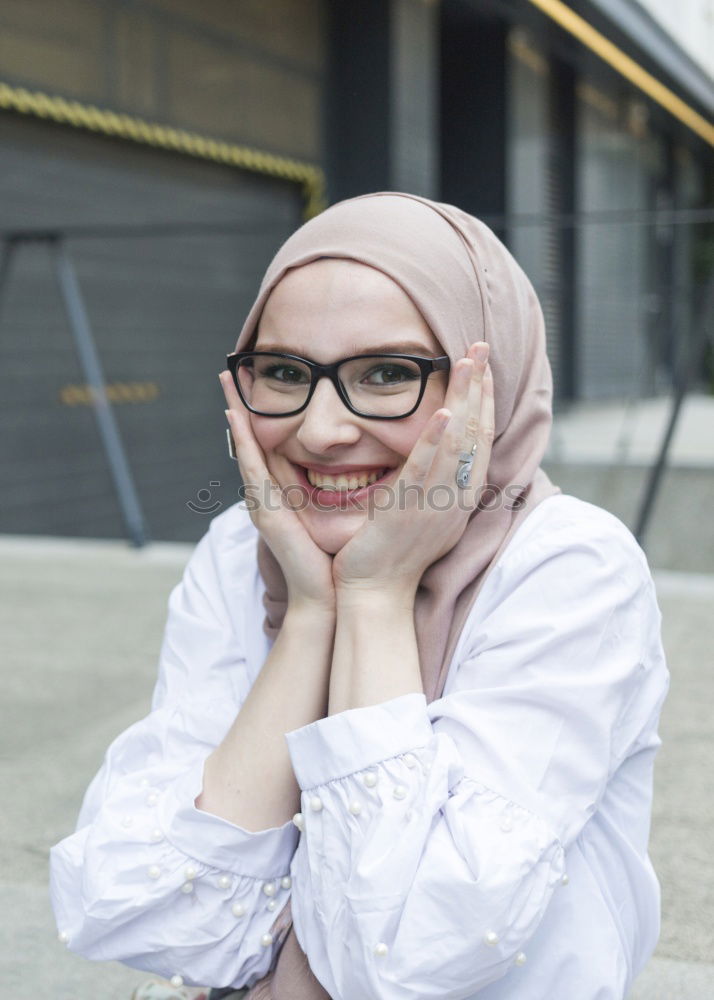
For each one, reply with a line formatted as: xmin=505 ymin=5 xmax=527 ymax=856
xmin=304 ymin=468 xmax=387 ymax=491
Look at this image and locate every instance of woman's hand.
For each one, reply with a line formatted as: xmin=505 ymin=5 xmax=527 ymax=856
xmin=219 ymin=372 xmax=336 ymax=615
xmin=331 ymin=342 xmax=495 ymax=603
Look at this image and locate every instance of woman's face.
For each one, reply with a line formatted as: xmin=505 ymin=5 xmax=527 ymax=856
xmin=250 ymin=258 xmax=448 ymax=554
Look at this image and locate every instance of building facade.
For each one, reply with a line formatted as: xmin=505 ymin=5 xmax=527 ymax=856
xmin=0 ymin=0 xmax=711 ymax=541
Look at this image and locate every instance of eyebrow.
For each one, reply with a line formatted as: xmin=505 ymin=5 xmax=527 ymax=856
xmin=252 ymin=340 xmax=442 ymax=357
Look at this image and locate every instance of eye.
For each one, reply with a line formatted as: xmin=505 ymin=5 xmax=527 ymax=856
xmin=262 ymin=363 xmax=310 ymax=385
xmin=361 ymin=363 xmax=420 ymax=386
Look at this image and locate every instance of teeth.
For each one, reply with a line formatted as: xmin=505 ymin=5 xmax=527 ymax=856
xmin=306 ymin=468 xmax=384 ymax=490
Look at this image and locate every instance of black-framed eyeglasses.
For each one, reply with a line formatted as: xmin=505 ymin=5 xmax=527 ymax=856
xmin=226 ymin=350 xmax=451 ymax=420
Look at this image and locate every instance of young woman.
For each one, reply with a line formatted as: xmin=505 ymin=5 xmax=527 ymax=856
xmin=50 ymin=193 xmax=669 ymax=1000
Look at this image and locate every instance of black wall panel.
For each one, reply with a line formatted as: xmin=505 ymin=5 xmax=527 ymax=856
xmin=0 ymin=114 xmax=302 ymax=542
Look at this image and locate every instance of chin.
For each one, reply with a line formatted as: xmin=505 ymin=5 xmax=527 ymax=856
xmin=301 ymin=510 xmax=366 ymax=555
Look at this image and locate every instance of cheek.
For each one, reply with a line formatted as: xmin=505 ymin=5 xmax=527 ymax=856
xmin=387 ymin=391 xmax=446 ymax=456
xmin=249 ymin=414 xmax=290 ymax=458
xmin=378 ymin=414 xmax=430 ymax=459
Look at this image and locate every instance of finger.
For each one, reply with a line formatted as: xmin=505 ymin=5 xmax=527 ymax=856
xmin=219 ymin=370 xmax=258 ymax=448
xmin=434 ymin=344 xmax=484 ymax=486
xmin=219 ymin=369 xmax=243 ymax=412
xmin=430 ymin=353 xmax=478 ymax=486
xmin=219 ymin=375 xmax=274 ymax=493
xmin=223 ymin=408 xmax=261 ymax=489
xmin=219 ymin=370 xmax=252 ymax=451
xmin=223 ymin=408 xmax=289 ymax=524
xmin=400 ymin=408 xmax=452 ymax=485
xmin=463 ymin=342 xmax=489 ymax=448
xmin=441 ymin=357 xmax=474 ymax=445
xmin=440 ymin=341 xmax=488 ymax=450
xmin=428 ymin=343 xmax=489 ymax=504
xmin=468 ymin=363 xmax=495 ymax=495
xmin=457 ymin=344 xmax=490 ymax=505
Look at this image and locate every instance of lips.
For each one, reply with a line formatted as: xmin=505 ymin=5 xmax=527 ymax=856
xmin=305 ymin=468 xmax=386 ymax=490
xmin=287 ymin=462 xmax=396 ymax=506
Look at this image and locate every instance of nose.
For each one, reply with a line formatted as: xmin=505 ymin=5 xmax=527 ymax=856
xmin=295 ymin=376 xmax=362 ymax=452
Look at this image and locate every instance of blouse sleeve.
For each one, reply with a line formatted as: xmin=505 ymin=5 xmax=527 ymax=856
xmin=283 ymin=505 xmax=669 ymax=999
xmin=49 ymin=507 xmax=298 ymax=990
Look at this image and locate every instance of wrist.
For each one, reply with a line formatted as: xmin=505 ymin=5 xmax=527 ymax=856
xmin=335 ymin=579 xmax=417 ymax=614
xmin=285 ymin=598 xmax=336 ymax=626
xmin=329 ymin=583 xmax=421 ymax=715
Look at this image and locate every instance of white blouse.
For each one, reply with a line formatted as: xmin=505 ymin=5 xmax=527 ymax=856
xmin=50 ymin=493 xmax=669 ymax=1000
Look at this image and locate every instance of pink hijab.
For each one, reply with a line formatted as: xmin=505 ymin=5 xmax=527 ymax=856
xmin=232 ymin=192 xmax=560 ymax=999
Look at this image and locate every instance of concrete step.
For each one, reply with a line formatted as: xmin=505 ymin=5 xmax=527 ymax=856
xmin=542 ymin=392 xmax=714 ymax=574
xmin=542 ymin=464 xmax=714 ymax=573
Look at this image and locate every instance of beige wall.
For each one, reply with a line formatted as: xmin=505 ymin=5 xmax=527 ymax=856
xmin=0 ymin=0 xmax=326 ymax=161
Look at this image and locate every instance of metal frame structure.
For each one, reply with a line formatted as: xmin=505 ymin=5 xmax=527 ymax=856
xmin=0 ymin=233 xmax=150 ymax=547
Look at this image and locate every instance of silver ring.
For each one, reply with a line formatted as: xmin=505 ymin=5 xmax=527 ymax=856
xmin=455 ymin=443 xmax=477 ymax=489
xmin=226 ymin=426 xmax=238 ymax=461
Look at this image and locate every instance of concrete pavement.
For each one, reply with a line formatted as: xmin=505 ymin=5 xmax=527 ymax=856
xmin=1 ymin=530 xmax=712 ymax=999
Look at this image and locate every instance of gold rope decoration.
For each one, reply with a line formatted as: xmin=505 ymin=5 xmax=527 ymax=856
xmin=0 ymin=81 xmax=326 ymax=218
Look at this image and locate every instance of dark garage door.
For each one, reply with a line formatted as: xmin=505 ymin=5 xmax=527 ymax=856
xmin=0 ymin=113 xmax=303 ymax=542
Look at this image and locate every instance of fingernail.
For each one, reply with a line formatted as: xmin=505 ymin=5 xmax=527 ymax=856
xmin=474 ymin=343 xmax=489 ymax=363
xmin=224 ymin=409 xmax=232 ymax=421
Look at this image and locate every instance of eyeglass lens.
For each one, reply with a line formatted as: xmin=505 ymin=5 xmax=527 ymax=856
xmin=236 ymin=354 xmax=426 ymax=417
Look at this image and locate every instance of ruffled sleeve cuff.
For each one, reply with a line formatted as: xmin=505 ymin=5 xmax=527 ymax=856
xmin=159 ymin=757 xmax=299 ymax=877
xmin=285 ymin=693 xmax=434 ymax=789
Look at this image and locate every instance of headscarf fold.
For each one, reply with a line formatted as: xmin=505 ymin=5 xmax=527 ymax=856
xmin=231 ymin=192 xmax=560 ymax=999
